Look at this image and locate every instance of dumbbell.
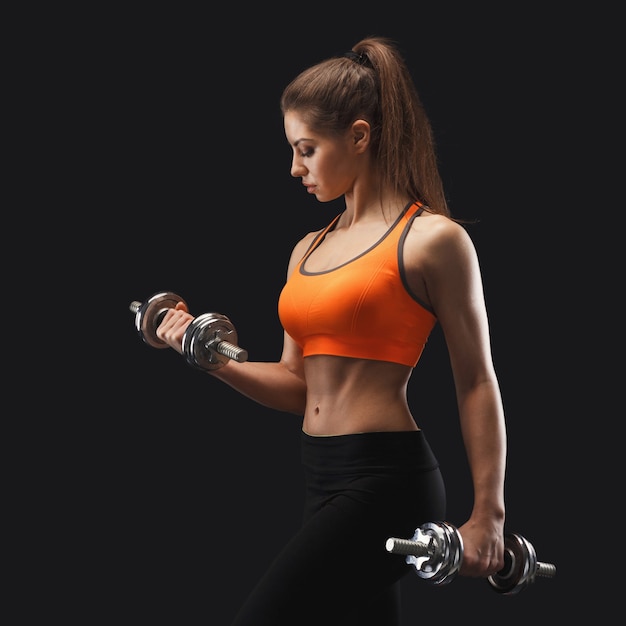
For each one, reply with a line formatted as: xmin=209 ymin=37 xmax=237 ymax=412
xmin=385 ymin=521 xmax=556 ymax=595
xmin=129 ymin=291 xmax=248 ymax=371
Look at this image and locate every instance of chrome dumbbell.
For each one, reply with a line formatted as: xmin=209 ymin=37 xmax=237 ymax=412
xmin=386 ymin=521 xmax=556 ymax=595
xmin=129 ymin=291 xmax=248 ymax=371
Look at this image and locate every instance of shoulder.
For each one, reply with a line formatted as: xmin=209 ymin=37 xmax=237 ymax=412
xmin=407 ymin=212 xmax=476 ymax=262
xmin=403 ymin=213 xmax=484 ymax=315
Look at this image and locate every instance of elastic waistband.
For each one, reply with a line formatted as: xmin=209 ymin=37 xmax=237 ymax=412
xmin=301 ymin=430 xmax=439 ymax=473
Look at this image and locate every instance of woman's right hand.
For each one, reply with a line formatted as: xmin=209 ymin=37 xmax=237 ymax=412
xmin=155 ymin=301 xmax=194 ymax=354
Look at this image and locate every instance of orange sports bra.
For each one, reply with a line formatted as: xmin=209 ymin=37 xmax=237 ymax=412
xmin=277 ymin=201 xmax=437 ymax=367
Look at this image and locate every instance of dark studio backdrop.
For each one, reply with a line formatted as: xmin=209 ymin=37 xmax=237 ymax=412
xmin=55 ymin=5 xmax=601 ymax=624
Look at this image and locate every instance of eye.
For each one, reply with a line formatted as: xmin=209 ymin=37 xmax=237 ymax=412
xmin=299 ymin=147 xmax=314 ymax=158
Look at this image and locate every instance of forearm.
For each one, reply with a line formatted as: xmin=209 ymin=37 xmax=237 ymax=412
xmin=208 ymin=358 xmax=307 ymax=415
xmin=457 ymin=379 xmax=507 ymax=522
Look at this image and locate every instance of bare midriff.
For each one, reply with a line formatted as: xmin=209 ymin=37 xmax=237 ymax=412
xmin=302 ymin=354 xmax=419 ymax=436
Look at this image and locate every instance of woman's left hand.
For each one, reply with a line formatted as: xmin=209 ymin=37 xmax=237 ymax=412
xmin=457 ymin=519 xmax=505 ymax=578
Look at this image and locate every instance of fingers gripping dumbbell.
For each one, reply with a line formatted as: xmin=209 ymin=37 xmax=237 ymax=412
xmin=129 ymin=291 xmax=248 ymax=371
xmin=385 ymin=521 xmax=556 ymax=595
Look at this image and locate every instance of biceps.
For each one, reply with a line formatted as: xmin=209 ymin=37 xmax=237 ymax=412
xmin=280 ymin=331 xmax=305 ymax=381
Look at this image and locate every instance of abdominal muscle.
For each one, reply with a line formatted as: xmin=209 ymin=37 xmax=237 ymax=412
xmin=301 ymin=355 xmax=419 ymax=436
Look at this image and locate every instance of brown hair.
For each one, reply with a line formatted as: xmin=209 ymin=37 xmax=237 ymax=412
xmin=280 ymin=36 xmax=450 ymax=216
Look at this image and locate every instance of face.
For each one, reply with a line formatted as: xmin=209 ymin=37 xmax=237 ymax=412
xmin=284 ymin=110 xmax=362 ymax=203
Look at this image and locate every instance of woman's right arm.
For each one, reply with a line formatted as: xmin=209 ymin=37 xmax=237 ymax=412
xmin=156 ymin=304 xmax=307 ymax=414
xmin=154 ymin=235 xmax=315 ymax=416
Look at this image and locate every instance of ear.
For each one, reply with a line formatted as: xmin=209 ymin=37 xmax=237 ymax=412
xmin=351 ymin=119 xmax=371 ymax=153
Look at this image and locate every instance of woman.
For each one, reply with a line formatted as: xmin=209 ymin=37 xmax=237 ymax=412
xmin=156 ymin=36 xmax=507 ymax=626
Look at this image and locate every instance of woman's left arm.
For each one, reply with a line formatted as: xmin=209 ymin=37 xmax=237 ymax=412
xmin=421 ymin=218 xmax=507 ymax=578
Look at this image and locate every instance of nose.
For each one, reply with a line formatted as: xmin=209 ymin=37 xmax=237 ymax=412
xmin=291 ymin=154 xmax=306 ymax=178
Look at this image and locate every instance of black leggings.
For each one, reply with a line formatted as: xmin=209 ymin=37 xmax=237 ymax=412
xmin=231 ymin=430 xmax=446 ymax=626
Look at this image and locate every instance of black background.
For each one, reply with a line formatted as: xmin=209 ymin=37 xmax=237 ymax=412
xmin=33 ymin=4 xmax=610 ymax=624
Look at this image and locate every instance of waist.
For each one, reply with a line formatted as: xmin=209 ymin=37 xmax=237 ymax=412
xmin=301 ymin=429 xmax=439 ymax=473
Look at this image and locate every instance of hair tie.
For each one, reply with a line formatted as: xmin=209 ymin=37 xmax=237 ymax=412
xmin=342 ymin=51 xmax=372 ymax=68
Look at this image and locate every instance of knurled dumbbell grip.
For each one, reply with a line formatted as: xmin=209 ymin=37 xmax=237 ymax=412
xmin=203 ymin=335 xmax=248 ymax=363
xmin=385 ymin=538 xmax=432 ymax=557
xmin=536 ymin=562 xmax=557 ymax=578
xmin=129 ymin=300 xmax=144 ymax=314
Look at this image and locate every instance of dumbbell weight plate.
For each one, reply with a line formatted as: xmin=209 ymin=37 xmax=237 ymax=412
xmin=413 ymin=521 xmax=463 ymax=585
xmin=182 ymin=312 xmax=239 ymax=371
xmin=488 ymin=533 xmax=538 ymax=595
xmin=135 ymin=292 xmax=186 ymax=349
